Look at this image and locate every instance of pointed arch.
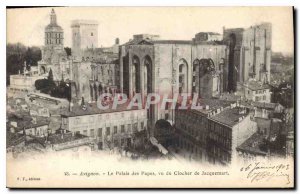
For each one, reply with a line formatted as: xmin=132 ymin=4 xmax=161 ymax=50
xmin=132 ymin=55 xmax=140 ymax=93
xmin=143 ymin=55 xmax=153 ymax=94
xmin=178 ymin=58 xmax=188 ymax=94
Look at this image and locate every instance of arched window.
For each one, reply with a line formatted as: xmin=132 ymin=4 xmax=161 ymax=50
xmin=178 ymin=59 xmax=188 ymax=94
xmin=143 ymin=55 xmax=152 ymax=94
xmin=132 ymin=55 xmax=140 ymax=93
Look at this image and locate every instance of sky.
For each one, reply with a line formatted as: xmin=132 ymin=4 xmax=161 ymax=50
xmin=7 ymin=7 xmax=294 ymax=54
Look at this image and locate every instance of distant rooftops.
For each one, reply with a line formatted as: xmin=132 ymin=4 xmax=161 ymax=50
xmin=192 ymin=98 xmax=232 ymax=115
xmin=252 ymin=101 xmax=284 ymax=110
xmin=7 ymin=113 xmax=50 ymax=132
xmin=133 ymin=34 xmax=160 ymax=41
xmin=48 ymin=129 xmax=88 ymax=145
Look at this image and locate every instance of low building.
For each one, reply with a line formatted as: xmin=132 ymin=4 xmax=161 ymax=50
xmin=47 ymin=128 xmax=93 ymax=151
xmin=29 ymin=104 xmax=50 ymax=117
xmin=8 ymin=72 xmax=43 ymax=98
xmin=253 ymin=102 xmax=284 ymax=119
xmin=174 ymin=99 xmax=257 ymax=165
xmin=236 ymin=133 xmax=268 ymax=162
xmin=8 ymin=115 xmax=50 ymax=138
xmin=60 ymin=101 xmax=147 ymax=150
xmin=242 ymin=80 xmax=271 ymax=102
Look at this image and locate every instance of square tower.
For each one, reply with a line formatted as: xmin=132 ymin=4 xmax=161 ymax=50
xmin=71 ymin=20 xmax=99 ymax=60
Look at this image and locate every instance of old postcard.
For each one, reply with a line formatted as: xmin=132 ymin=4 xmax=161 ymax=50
xmin=6 ymin=6 xmax=294 ymax=188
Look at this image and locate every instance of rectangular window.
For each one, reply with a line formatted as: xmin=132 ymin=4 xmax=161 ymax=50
xmin=106 ymin=127 xmax=110 ymax=136
xmin=90 ymin=129 xmax=95 ymax=137
xmin=83 ymin=130 xmax=87 ymax=136
xmin=127 ymin=124 xmax=131 ymax=133
xmin=98 ymin=128 xmax=102 ymax=137
xmin=114 ymin=139 xmax=118 ymax=147
xmin=121 ymin=125 xmax=125 ymax=133
xmin=114 ymin=126 xmax=117 ymax=134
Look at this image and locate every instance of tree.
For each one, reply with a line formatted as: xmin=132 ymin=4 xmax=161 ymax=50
xmin=6 ymin=43 xmax=41 ymax=85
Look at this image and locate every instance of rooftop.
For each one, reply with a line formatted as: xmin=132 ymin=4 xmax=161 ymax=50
xmin=7 ymin=113 xmax=50 ymax=132
xmin=48 ymin=130 xmax=88 ymax=145
xmin=195 ymin=32 xmax=221 ymax=36
xmin=253 ymin=102 xmax=283 ymax=110
xmin=192 ymin=98 xmax=232 ymax=115
xmin=61 ymin=100 xmax=141 ymax=117
xmin=209 ymin=107 xmax=249 ymax=127
xmin=236 ymin=133 xmax=268 ymax=156
xmin=6 ymin=132 xmax=25 ymax=147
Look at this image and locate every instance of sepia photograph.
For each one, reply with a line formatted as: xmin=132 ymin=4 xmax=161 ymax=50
xmin=5 ymin=6 xmax=295 ymax=188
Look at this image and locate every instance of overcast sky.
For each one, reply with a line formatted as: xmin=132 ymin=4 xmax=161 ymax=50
xmin=7 ymin=7 xmax=294 ymax=54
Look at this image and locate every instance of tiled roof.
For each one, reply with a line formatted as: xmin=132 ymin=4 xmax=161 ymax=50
xmin=236 ymin=133 xmax=268 ymax=156
xmin=210 ymin=107 xmax=248 ymax=127
xmin=6 ymin=132 xmax=25 ymax=147
xmin=7 ymin=113 xmax=49 ymax=132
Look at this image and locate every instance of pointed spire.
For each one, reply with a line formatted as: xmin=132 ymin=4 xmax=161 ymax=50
xmin=50 ymin=8 xmax=57 ymax=25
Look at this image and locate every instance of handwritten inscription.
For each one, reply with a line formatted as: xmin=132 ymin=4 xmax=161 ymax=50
xmin=240 ymin=162 xmax=291 ymax=185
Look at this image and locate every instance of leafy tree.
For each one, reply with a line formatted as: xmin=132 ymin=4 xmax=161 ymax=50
xmin=6 ymin=43 xmax=41 ymax=85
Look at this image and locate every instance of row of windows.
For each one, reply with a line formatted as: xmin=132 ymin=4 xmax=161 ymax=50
xmin=70 ymin=112 xmax=144 ymax=125
xmin=208 ymin=121 xmax=231 ymax=139
xmin=255 ymin=95 xmax=267 ymax=101
xmin=46 ymin=32 xmax=63 ymax=38
xmin=46 ymin=39 xmax=62 ymax=45
xmin=76 ymin=122 xmax=145 ymax=137
xmin=208 ymin=133 xmax=231 ymax=149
